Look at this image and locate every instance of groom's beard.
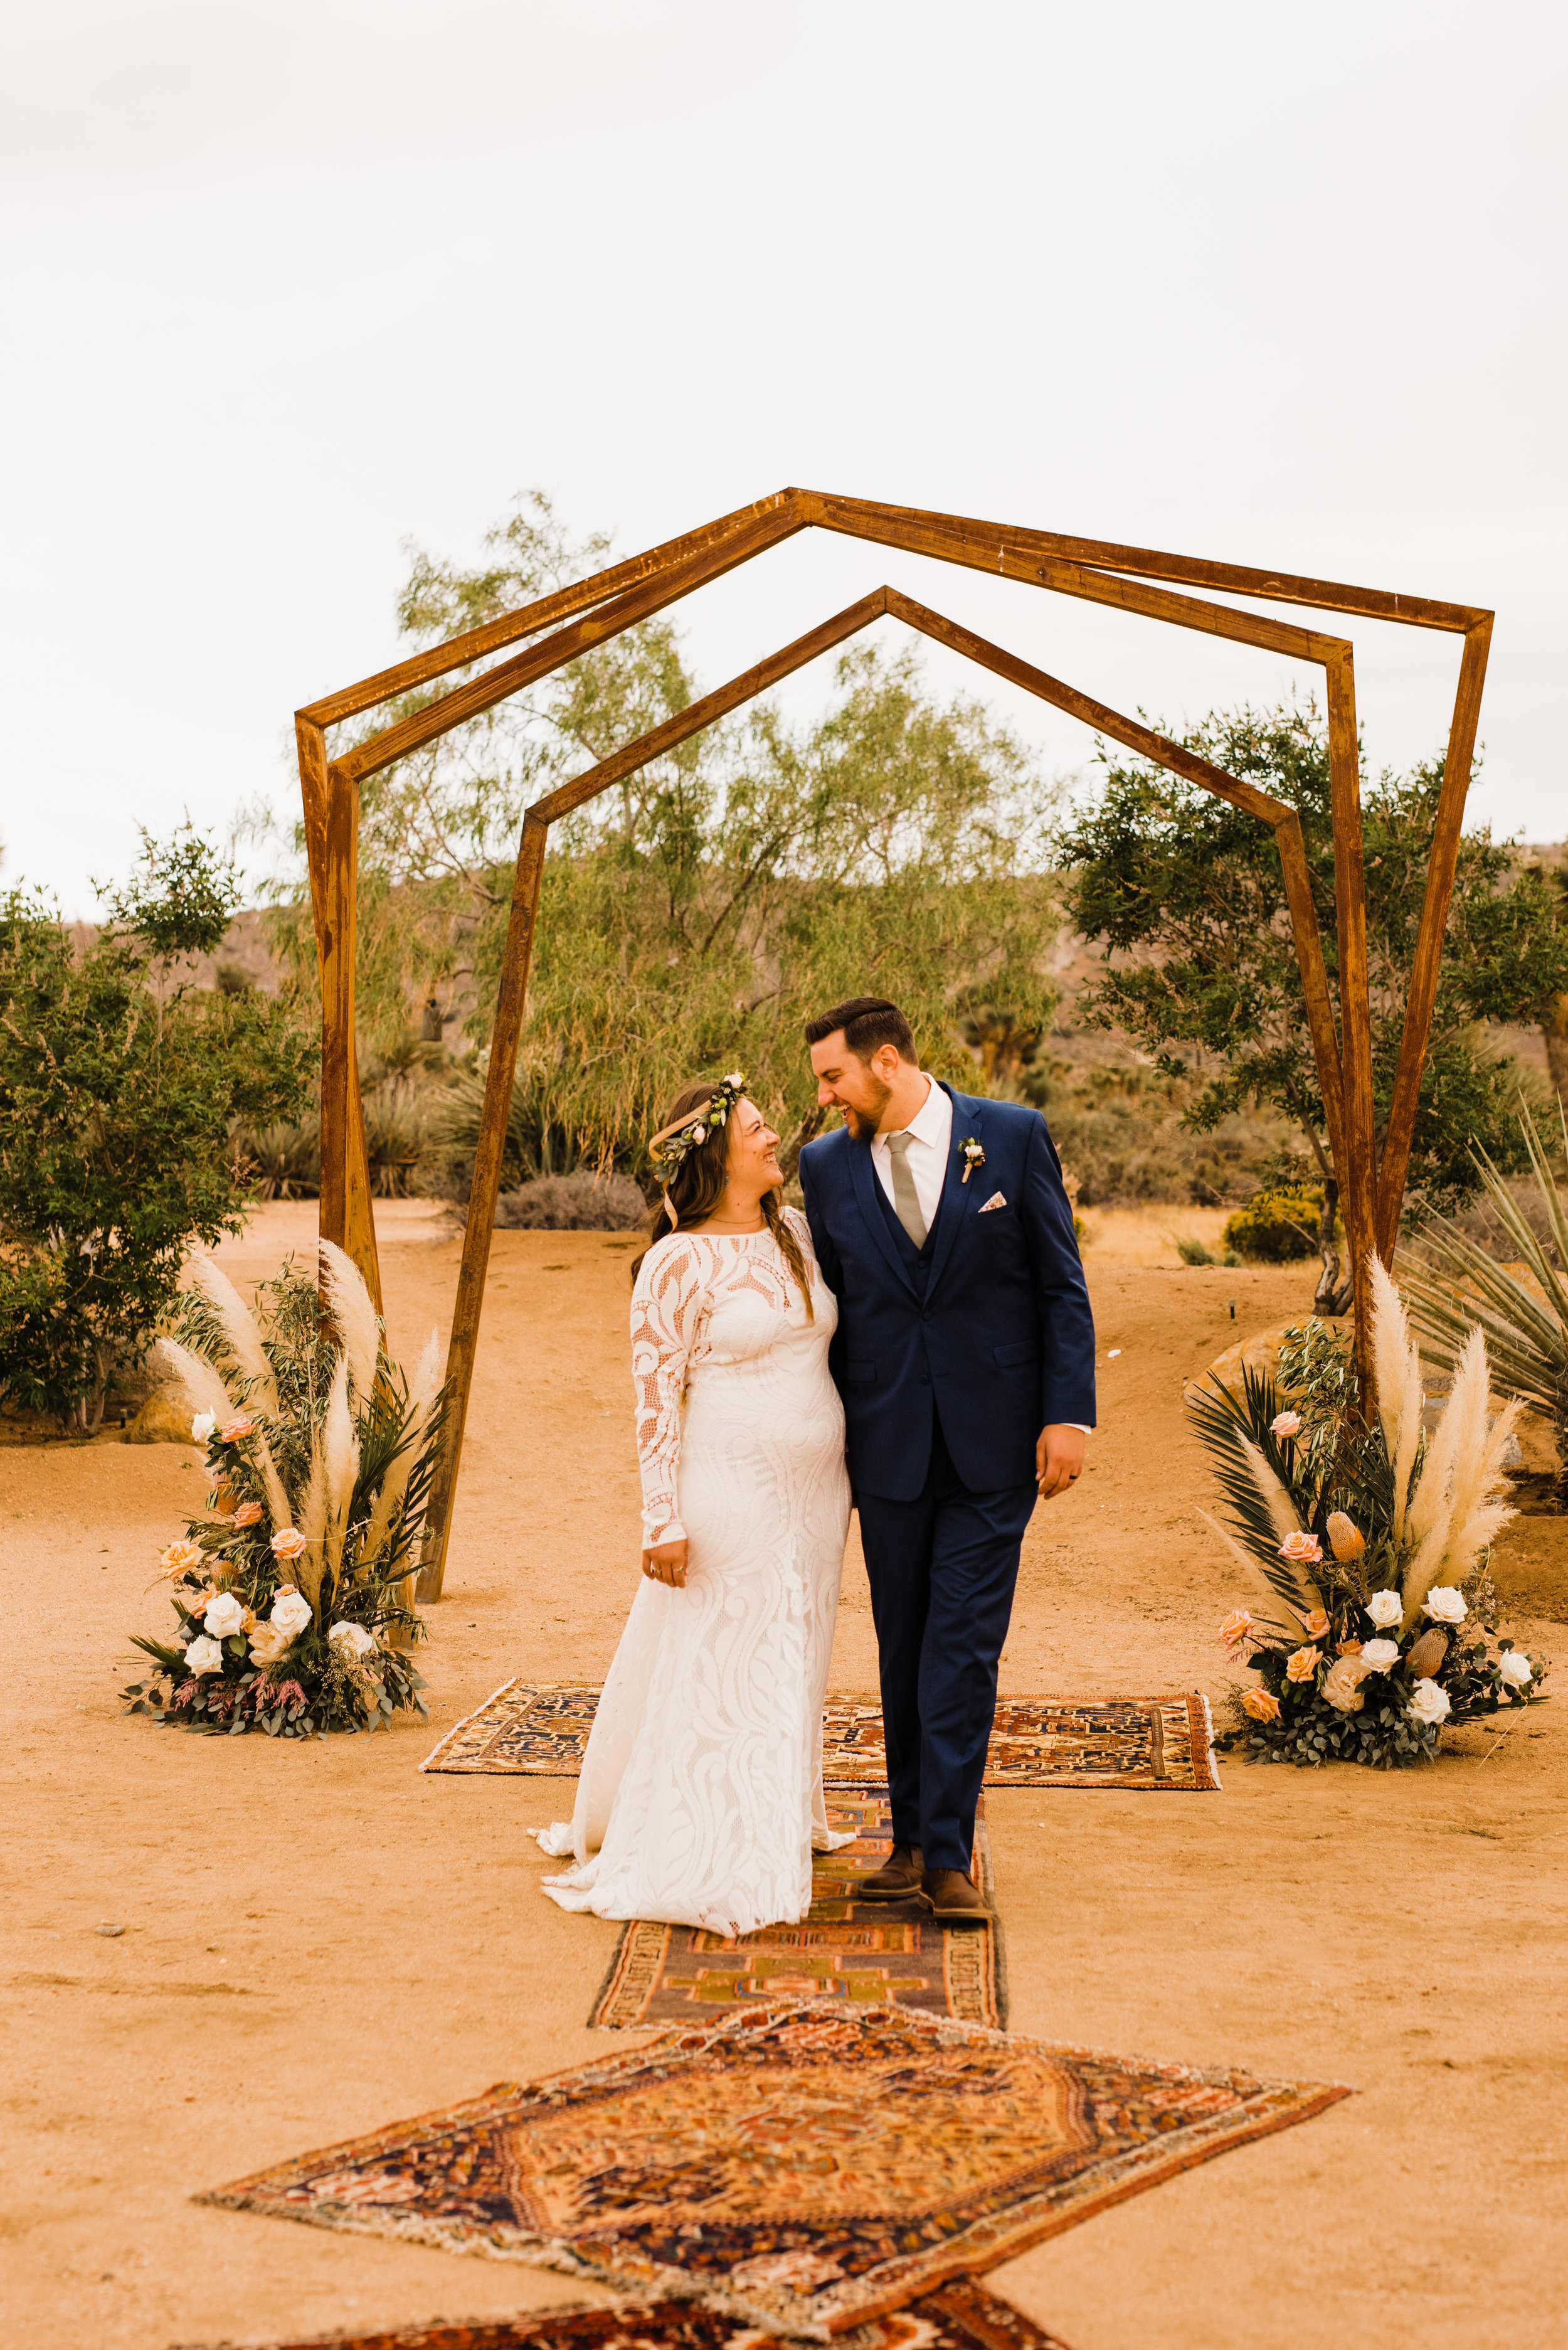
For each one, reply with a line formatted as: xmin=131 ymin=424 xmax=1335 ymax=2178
xmin=839 ymin=1075 xmax=891 ymax=1142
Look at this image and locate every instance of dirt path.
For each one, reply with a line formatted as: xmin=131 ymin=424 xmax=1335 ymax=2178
xmin=4 ymin=1208 xmax=1565 ymax=2349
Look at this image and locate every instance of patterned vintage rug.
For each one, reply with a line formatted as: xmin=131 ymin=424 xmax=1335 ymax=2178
xmin=588 ymin=1792 xmax=1005 ymax=2031
xmin=200 ymin=1999 xmax=1346 ymax=2337
xmin=177 ymin=2275 xmax=1076 ymax=2350
xmin=422 ymin=1686 xmax=1219 ymax=1792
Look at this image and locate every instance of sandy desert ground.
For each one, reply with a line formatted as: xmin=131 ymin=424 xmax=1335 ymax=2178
xmin=4 ymin=1202 xmax=1567 ymax=2350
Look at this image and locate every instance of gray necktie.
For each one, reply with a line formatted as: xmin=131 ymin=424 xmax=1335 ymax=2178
xmin=886 ymin=1130 xmax=927 ymax=1250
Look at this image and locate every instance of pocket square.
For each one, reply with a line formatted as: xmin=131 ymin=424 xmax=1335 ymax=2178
xmin=978 ymin=1190 xmax=1008 ymax=1213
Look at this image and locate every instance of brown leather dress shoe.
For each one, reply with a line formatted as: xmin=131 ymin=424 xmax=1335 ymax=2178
xmin=857 ymin=1842 xmax=924 ymax=1901
xmin=919 ymin=1866 xmax=990 ymax=1922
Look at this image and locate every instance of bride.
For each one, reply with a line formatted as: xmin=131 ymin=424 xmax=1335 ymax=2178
xmin=534 ymin=1072 xmax=852 ymax=1937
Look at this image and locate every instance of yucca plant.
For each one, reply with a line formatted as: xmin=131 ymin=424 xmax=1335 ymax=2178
xmin=1192 ymin=1255 xmax=1547 ymax=1766
xmin=1401 ymin=1099 xmax=1568 ymax=1504
xmin=120 ymin=1240 xmax=445 ymax=1738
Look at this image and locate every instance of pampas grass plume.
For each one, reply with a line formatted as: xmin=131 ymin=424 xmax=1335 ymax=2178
xmin=1367 ymin=1254 xmax=1409 ymax=1465
xmin=322 ymin=1352 xmax=361 ymax=1579
xmin=319 ymin=1239 xmax=381 ymax=1406
xmin=185 ymin=1245 xmax=280 ymax=1415
xmin=153 ymin=1338 xmax=236 ymax=1430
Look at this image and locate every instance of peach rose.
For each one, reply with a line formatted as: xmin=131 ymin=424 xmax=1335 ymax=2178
xmin=1326 ymin=1510 xmax=1365 ymax=1561
xmin=1285 ymin=1645 xmax=1323 ymax=1682
xmin=233 ymin=1501 xmax=265 ymax=1528
xmin=1241 ymin=1688 xmax=1281 ymax=1722
xmin=1336 ymin=1638 xmax=1364 ymax=1656
xmin=1270 ymin=1410 xmax=1301 ymax=1438
xmin=220 ymin=1416 xmax=256 ymax=1443
xmin=1279 ymin=1530 xmax=1323 ymax=1566
xmin=1303 ymin=1608 xmax=1330 ymax=1640
xmin=159 ymin=1539 xmax=205 ymax=1578
xmin=271 ymin=1527 xmax=308 ymax=1561
xmin=1219 ymin=1608 xmax=1254 ymax=1651
xmin=1322 ymin=1654 xmax=1372 ymax=1713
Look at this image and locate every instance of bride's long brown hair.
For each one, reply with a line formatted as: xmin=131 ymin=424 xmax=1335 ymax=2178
xmin=631 ymin=1080 xmax=813 ymax=1318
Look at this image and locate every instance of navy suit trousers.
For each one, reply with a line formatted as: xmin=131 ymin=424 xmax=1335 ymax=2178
xmin=856 ymin=1411 xmax=1037 ymax=1870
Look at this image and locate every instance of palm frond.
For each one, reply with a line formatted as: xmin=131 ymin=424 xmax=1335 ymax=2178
xmin=1193 ymin=1508 xmax=1306 ymax=1639
xmin=1187 ymin=1367 xmax=1320 ymax=1622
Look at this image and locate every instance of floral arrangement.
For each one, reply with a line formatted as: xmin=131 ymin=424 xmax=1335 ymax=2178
xmin=1193 ymin=1257 xmax=1548 ymax=1768
xmin=647 ymin=1071 xmax=748 ymax=1178
xmin=121 ymin=1240 xmax=444 ymax=1738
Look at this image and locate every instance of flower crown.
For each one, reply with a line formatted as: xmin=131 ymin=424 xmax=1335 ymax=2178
xmin=647 ymin=1071 xmax=749 ymax=1183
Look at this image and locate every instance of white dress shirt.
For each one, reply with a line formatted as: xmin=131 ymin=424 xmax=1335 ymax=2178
xmin=873 ymin=1075 xmax=1089 ymax=1437
xmin=871 ymin=1073 xmax=951 ymax=1231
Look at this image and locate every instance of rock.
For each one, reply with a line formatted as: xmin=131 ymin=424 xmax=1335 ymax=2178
xmin=1184 ymin=1318 xmax=1349 ymax=1411
xmin=124 ymin=1391 xmax=201 ymax=1446
xmin=95 ymin=1923 xmax=126 ymax=1938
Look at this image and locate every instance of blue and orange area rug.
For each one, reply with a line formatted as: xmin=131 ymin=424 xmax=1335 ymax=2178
xmin=589 ymin=1792 xmax=1005 ymax=2031
xmin=198 ymin=2001 xmax=1346 ymax=2339
xmin=179 ymin=2275 xmax=1078 ymax=2350
xmin=422 ymin=1689 xmax=1220 ymax=1792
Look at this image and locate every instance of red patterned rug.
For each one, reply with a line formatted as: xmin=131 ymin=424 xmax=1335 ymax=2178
xmin=176 ymin=2276 xmax=1076 ymax=2350
xmin=199 ymin=2000 xmax=1346 ymax=2337
xmin=423 ymin=1688 xmax=1219 ymax=1791
xmin=588 ymin=1792 xmax=1005 ymax=2031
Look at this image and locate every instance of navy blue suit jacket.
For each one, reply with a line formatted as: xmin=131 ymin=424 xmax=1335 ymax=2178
xmin=799 ymin=1085 xmax=1096 ymax=1502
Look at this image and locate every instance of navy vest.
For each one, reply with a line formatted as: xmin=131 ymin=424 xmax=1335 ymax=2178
xmin=870 ymin=1162 xmax=943 ymax=1297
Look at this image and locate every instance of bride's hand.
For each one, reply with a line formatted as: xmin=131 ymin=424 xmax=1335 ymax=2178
xmin=642 ymin=1539 xmax=689 ymax=1588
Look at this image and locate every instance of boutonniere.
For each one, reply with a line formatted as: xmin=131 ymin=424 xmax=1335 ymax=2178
xmin=960 ymin=1137 xmax=986 ymax=1184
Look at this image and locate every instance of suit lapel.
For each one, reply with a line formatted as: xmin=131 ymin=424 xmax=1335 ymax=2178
xmin=924 ymin=1087 xmax=982 ymax=1304
xmin=848 ymin=1125 xmax=919 ymax=1299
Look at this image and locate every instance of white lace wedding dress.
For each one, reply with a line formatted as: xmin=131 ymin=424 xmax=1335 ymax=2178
xmin=534 ymin=1210 xmax=852 ymax=1937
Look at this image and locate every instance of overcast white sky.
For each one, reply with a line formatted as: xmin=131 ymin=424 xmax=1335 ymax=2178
xmin=3 ymin=0 xmax=1562 ymax=917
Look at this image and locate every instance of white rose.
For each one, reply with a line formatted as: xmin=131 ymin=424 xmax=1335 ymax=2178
xmin=203 ymin=1592 xmax=246 ymax=1640
xmin=1498 ymin=1651 xmax=1533 ymax=1688
xmin=248 ymin=1620 xmax=293 ymax=1667
xmin=184 ymin=1633 xmax=224 ymax=1676
xmin=1365 ymin=1590 xmax=1404 ymax=1629
xmin=270 ymin=1587 xmax=313 ymax=1639
xmin=1359 ymin=1638 xmax=1402 ymax=1671
xmin=327 ymin=1619 xmax=376 ymax=1660
xmin=724 ymin=1071 xmax=745 ymax=1087
xmin=191 ymin=1412 xmax=217 ymax=1443
xmin=1406 ymin=1677 xmax=1451 ymax=1727
xmin=1423 ymin=1587 xmax=1468 ymax=1624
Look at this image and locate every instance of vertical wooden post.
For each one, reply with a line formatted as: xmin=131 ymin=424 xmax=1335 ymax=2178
xmin=416 ymin=810 xmax=550 ymax=1602
xmin=296 ymin=720 xmax=383 ymax=1311
xmin=1323 ymin=652 xmax=1377 ymax=1388
xmin=1373 ymin=619 xmax=1493 ymax=1261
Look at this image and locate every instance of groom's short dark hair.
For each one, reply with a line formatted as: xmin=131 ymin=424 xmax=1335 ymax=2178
xmin=804 ymin=996 xmax=916 ymax=1063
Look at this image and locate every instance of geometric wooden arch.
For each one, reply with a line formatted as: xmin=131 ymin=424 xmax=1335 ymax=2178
xmin=295 ymin=487 xmax=1492 ymax=1596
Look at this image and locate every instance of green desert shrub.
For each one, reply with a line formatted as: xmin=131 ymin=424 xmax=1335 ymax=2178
xmin=0 ymin=833 xmax=312 ymax=1430
xmin=1222 ymin=1184 xmax=1326 ymax=1264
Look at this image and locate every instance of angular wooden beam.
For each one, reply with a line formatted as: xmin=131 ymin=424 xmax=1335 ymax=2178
xmin=336 ymin=505 xmax=806 ymax=785
xmin=416 ymin=811 xmax=549 ymax=1601
xmin=295 ymin=718 xmax=381 ymax=1309
xmin=1374 ymin=618 xmax=1494 ymax=1260
xmin=882 ymin=589 xmax=1349 ymax=1185
xmin=803 ymin=489 xmax=1488 ymax=633
xmin=300 ymin=489 xmax=807 ymax=728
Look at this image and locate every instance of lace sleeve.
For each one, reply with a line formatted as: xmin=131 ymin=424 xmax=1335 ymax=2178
xmin=630 ymin=1237 xmax=709 ymax=1546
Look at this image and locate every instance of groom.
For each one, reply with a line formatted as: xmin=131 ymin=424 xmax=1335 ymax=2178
xmin=799 ymin=997 xmax=1095 ymax=1921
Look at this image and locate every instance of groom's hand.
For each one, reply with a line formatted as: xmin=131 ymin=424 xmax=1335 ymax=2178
xmin=642 ymin=1539 xmax=689 ymax=1588
xmin=1035 ymin=1424 xmax=1086 ymax=1501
